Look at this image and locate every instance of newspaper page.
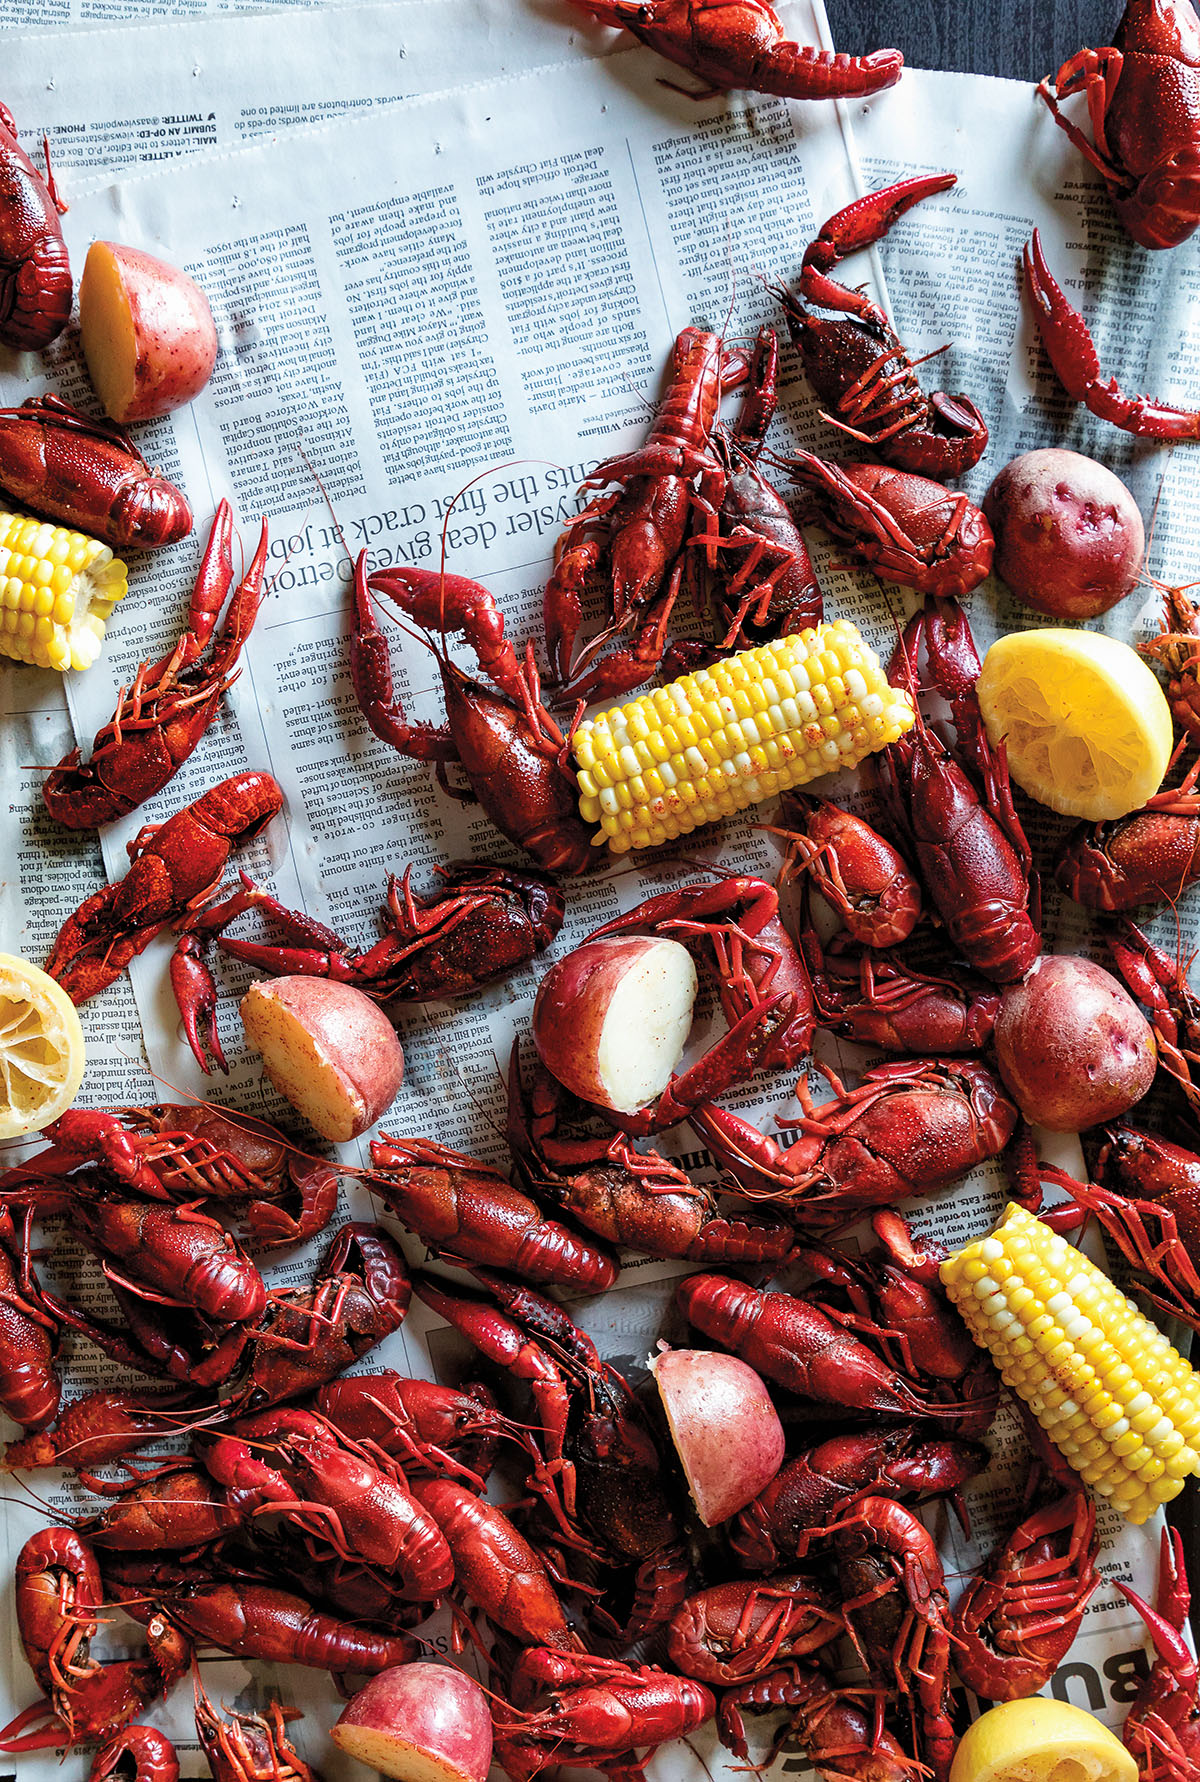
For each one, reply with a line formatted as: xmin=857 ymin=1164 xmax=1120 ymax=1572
xmin=0 ymin=29 xmax=1179 ymax=1782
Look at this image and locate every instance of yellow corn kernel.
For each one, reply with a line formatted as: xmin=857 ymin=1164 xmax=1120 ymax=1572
xmin=0 ymin=512 xmax=128 ymax=671
xmin=571 ymin=624 xmax=915 ymax=853
xmin=941 ymin=1205 xmax=1200 ymax=1523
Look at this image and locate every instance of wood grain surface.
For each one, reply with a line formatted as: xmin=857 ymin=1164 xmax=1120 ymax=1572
xmin=825 ymin=0 xmax=1200 ymax=1633
xmin=823 ymin=0 xmax=1119 ymax=81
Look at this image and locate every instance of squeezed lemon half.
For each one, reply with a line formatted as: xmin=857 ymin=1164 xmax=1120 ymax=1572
xmin=0 ymin=953 xmax=86 ymax=1138
xmin=976 ymin=628 xmax=1174 ymax=822
xmin=950 ymin=1699 xmax=1137 ymax=1782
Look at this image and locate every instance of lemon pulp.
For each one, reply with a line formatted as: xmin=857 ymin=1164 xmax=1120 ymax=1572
xmin=0 ymin=953 xmax=86 ymax=1138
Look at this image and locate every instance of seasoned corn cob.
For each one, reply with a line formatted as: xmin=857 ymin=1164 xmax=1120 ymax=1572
xmin=0 ymin=512 xmax=128 ymax=671
xmin=571 ymin=622 xmax=915 ymax=853
xmin=941 ymin=1202 xmax=1200 ymax=1524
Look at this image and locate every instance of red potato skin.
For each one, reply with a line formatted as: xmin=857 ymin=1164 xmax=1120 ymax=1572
xmin=993 ymin=954 xmax=1157 ymax=1132
xmin=331 ymin=1662 xmax=493 ymax=1782
xmin=982 ymin=449 xmax=1145 ymax=620
xmin=531 ymin=934 xmax=693 ymax=1111
xmin=82 ymin=241 xmax=219 ymax=423
xmin=241 ymin=975 xmax=405 ymax=1139
xmin=654 ymin=1347 xmax=785 ymax=1526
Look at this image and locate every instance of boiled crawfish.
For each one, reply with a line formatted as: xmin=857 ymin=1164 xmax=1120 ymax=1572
xmin=366 ymin=1133 xmax=619 ymax=1292
xmin=1118 ymin=1526 xmax=1200 ymax=1782
xmin=507 ymin=1038 xmax=795 ymax=1264
xmin=0 ymin=1528 xmax=190 ymax=1753
xmin=783 ymin=451 xmax=994 ymax=597
xmin=667 ymin=1573 xmax=843 ymax=1684
xmin=777 ymin=792 xmax=922 ymax=948
xmin=543 ymin=325 xmax=744 ymax=702
xmin=176 ymin=859 xmax=564 ymax=1073
xmin=1057 ymin=797 xmax=1200 ymax=911
xmin=90 ymin=1725 xmax=179 ymax=1782
xmin=718 ymin=1660 xmax=920 ymax=1779
xmin=1038 ymin=0 xmax=1200 ymax=249
xmin=952 ymin=1490 xmax=1099 ymax=1700
xmin=0 ymin=395 xmax=192 ymax=550
xmin=37 ymin=1101 xmax=339 ymax=1249
xmin=731 ymin=1426 xmax=989 ymax=1571
xmin=691 ymin=1057 xmax=1018 ymax=1225
xmin=44 ymin=770 xmax=284 ymax=1005
xmin=1024 ymin=229 xmax=1200 ymax=437
xmin=775 ymin=174 xmax=989 ymax=476
xmin=0 ymin=1213 xmax=61 ymax=1429
xmin=314 ymin=1370 xmax=507 ymax=1483
xmin=492 ymin=1647 xmax=714 ymax=1782
xmin=572 ymin=1 xmax=902 ymax=100
xmin=44 ymin=502 xmax=268 ymax=830
xmin=0 ymin=104 xmax=71 ymax=350
xmin=352 ymin=553 xmax=595 ymax=873
xmin=194 ymin=1674 xmax=320 ymax=1782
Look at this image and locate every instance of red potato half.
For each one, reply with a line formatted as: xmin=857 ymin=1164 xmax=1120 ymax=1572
xmin=78 ymin=240 xmax=219 ymax=424
xmin=993 ymin=954 xmax=1157 ymax=1132
xmin=531 ymin=934 xmax=697 ymax=1116
xmin=651 ymin=1346 xmax=785 ymax=1526
xmin=331 ymin=1663 xmax=492 ymax=1782
xmin=982 ymin=449 xmax=1145 ymax=620
xmin=240 ymin=976 xmax=404 ymax=1143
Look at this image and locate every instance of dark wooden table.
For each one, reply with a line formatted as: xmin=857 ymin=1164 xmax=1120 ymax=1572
xmin=824 ymin=0 xmax=1200 ymax=1634
xmin=823 ymin=0 xmax=1115 ymax=81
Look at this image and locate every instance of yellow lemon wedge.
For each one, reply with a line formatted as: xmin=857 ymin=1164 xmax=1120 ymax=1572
xmin=0 ymin=954 xmax=86 ymax=1139
xmin=950 ymin=1699 xmax=1138 ymax=1782
xmin=976 ymin=629 xmax=1174 ymax=822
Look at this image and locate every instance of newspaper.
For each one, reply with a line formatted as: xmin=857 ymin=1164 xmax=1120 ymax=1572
xmin=0 ymin=17 xmax=1185 ymax=1781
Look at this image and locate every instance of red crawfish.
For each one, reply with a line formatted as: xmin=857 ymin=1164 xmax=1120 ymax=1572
xmin=0 ymin=395 xmax=192 ymax=550
xmin=682 ymin=325 xmax=823 ymax=661
xmin=691 ymin=1057 xmax=1018 ymax=1226
xmin=76 ymin=1466 xmax=242 ymax=1552
xmin=314 ymin=1370 xmax=507 ymax=1482
xmin=718 ymin=1660 xmax=920 ymax=1778
xmin=776 ymin=792 xmax=923 ymax=948
xmin=3 ymin=1388 xmax=202 ymax=1479
xmin=952 ymin=1491 xmax=1099 ymax=1701
xmin=1109 ymin=917 xmax=1200 ymax=1112
xmin=774 ymin=174 xmax=989 ymax=476
xmin=90 ymin=1725 xmax=179 ymax=1782
xmin=195 ymin=1406 xmax=455 ymax=1603
xmin=365 ymin=1133 xmax=619 ymax=1292
xmin=1057 ymin=796 xmax=1200 ymax=911
xmin=0 ymin=105 xmax=71 ymax=350
xmin=413 ymin=1271 xmax=685 ymax=1640
xmin=176 ymin=859 xmax=564 ymax=1073
xmin=193 ymin=1673 xmax=320 ymax=1782
xmin=120 ymin=1577 xmax=418 ymax=1676
xmin=1041 ymin=1126 xmax=1200 ymax=1334
xmin=1024 ymin=230 xmax=1200 ymax=437
xmin=1039 ymin=0 xmax=1200 ymax=250
xmin=1118 ymin=1526 xmax=1200 ymax=1782
xmin=38 ymin=1101 xmax=339 ymax=1249
xmin=0 ymin=1212 xmax=61 ymax=1429
xmin=44 ymin=769 xmax=284 ymax=1005
xmin=352 ymin=553 xmax=595 ymax=874
xmin=44 ymin=503 xmax=267 ymax=830
xmin=801 ymin=924 xmax=1002 ymax=1056
xmin=570 ymin=1 xmax=902 ymax=100
xmin=731 ymin=1427 xmax=990 ymax=1571
xmin=407 ymin=1474 xmax=580 ymax=1651
xmin=0 ymin=1528 xmax=191 ymax=1754
xmin=507 ymin=1037 xmax=796 ymax=1264
xmin=579 ymin=872 xmax=815 ymax=1131
xmin=666 ymin=1573 xmax=843 ymax=1684
xmin=676 ymin=1268 xmax=987 ymax=1426
xmin=492 ymin=1647 xmax=715 ymax=1782
xmin=783 ymin=451 xmax=994 ymax=598
xmin=543 ymin=326 xmax=746 ymax=702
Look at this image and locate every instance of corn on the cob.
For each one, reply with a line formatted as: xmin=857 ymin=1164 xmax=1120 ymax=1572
xmin=571 ymin=622 xmax=915 ymax=853
xmin=0 ymin=512 xmax=128 ymax=671
xmin=941 ymin=1202 xmax=1200 ymax=1524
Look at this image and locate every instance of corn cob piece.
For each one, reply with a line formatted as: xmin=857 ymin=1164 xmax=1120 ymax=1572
xmin=941 ymin=1202 xmax=1200 ymax=1524
xmin=0 ymin=512 xmax=129 ymax=671
xmin=571 ymin=622 xmax=915 ymax=854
